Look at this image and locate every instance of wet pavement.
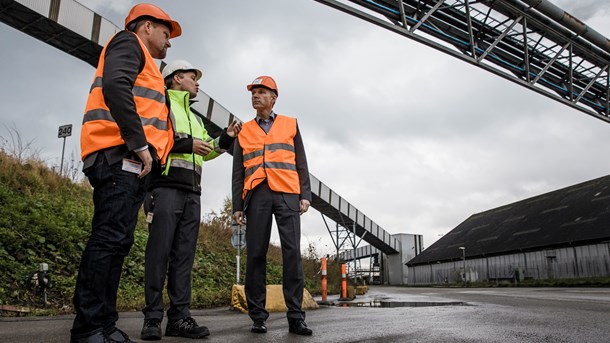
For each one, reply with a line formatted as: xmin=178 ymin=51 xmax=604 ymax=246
xmin=1 ymin=286 xmax=609 ymax=342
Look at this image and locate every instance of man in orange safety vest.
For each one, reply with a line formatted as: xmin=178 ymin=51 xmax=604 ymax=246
xmin=232 ymin=76 xmax=313 ymax=336
xmin=72 ymin=4 xmax=181 ymax=343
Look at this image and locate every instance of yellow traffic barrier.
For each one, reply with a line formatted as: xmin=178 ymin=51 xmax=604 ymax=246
xmin=230 ymin=284 xmax=319 ymax=313
xmin=346 ymin=285 xmax=356 ymax=299
xmin=355 ymin=285 xmax=368 ymax=295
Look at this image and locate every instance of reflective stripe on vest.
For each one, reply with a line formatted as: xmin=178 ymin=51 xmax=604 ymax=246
xmin=162 ymin=89 xmax=220 ymax=177
xmin=239 ymin=114 xmax=300 ymax=199
xmin=167 ymin=158 xmax=202 ymax=175
xmin=80 ymin=31 xmax=173 ymax=163
xmin=83 ymin=108 xmax=169 ymax=131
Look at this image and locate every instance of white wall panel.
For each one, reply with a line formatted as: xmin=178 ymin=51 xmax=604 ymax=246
xmin=16 ymin=0 xmax=49 ymax=17
xmin=57 ymin=0 xmax=93 ymax=39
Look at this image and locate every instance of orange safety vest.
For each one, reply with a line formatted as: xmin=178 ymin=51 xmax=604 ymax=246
xmin=240 ymin=114 xmax=300 ymax=199
xmin=80 ymin=32 xmax=173 ymax=163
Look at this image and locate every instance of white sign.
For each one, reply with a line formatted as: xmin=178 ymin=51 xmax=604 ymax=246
xmin=58 ymin=124 xmax=72 ymax=138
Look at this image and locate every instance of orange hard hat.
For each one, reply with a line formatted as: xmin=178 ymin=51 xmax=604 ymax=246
xmin=124 ymin=3 xmax=182 ymax=39
xmin=247 ymin=76 xmax=278 ymax=95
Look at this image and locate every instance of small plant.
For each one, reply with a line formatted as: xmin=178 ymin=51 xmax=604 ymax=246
xmin=1 ymin=123 xmax=41 ymax=164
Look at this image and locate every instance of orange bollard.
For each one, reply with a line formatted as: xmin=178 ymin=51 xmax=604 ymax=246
xmin=321 ymin=258 xmax=328 ymax=302
xmin=341 ymin=263 xmax=347 ymax=300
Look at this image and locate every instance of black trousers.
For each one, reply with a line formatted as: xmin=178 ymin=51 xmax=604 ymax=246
xmin=72 ymin=154 xmax=149 ymax=336
xmin=142 ymin=187 xmax=201 ymax=321
xmin=244 ymin=182 xmax=305 ymax=322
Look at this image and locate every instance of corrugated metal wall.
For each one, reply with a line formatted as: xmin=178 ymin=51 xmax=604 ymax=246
xmin=408 ymin=243 xmax=610 ymax=285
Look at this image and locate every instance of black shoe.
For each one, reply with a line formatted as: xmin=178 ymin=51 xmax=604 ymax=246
xmin=165 ymin=317 xmax=210 ymax=338
xmin=288 ymin=319 xmax=312 ymax=336
xmin=105 ymin=327 xmax=135 ymax=343
xmin=141 ymin=318 xmax=162 ymax=340
xmin=70 ymin=330 xmax=110 ymax=343
xmin=251 ymin=320 xmax=267 ymax=333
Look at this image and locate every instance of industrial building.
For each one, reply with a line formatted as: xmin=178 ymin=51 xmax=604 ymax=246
xmin=406 ymin=175 xmax=610 ymax=285
xmin=339 ymin=233 xmax=424 ymax=285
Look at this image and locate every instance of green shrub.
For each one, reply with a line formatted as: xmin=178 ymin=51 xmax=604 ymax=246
xmin=0 ymin=150 xmax=330 ymax=315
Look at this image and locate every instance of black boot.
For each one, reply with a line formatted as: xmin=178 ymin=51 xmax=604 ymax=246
xmin=141 ymin=318 xmax=162 ymax=340
xmin=165 ymin=317 xmax=210 ymax=338
xmin=251 ymin=320 xmax=267 ymax=333
xmin=288 ymin=319 xmax=312 ymax=336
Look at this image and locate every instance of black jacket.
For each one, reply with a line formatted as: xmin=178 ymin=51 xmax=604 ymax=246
xmin=148 ymin=127 xmax=234 ymax=195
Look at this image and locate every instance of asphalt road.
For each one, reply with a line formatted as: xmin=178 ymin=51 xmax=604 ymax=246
xmin=1 ymin=286 xmax=609 ymax=342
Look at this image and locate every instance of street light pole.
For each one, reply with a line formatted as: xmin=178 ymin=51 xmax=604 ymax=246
xmin=458 ymin=246 xmax=466 ymax=285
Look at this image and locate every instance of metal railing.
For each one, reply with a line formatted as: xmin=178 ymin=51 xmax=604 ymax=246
xmin=314 ymin=0 xmax=610 ymax=122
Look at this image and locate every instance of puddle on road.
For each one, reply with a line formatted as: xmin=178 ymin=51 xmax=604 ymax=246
xmin=335 ymin=301 xmax=468 ymax=308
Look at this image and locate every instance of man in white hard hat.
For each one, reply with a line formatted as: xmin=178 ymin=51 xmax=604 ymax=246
xmin=140 ymin=60 xmax=242 ymax=340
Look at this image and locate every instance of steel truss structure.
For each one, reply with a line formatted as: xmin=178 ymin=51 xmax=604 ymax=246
xmin=314 ymin=0 xmax=610 ymax=122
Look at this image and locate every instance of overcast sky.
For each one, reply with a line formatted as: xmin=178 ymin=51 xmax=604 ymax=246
xmin=2 ymin=0 xmax=610 ymax=257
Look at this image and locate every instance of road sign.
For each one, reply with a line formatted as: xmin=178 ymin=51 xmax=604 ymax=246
xmin=57 ymin=124 xmax=72 ymax=175
xmin=57 ymin=124 xmax=72 ymax=138
xmin=231 ymin=226 xmax=246 ymax=249
xmin=231 ymin=223 xmax=246 ymax=284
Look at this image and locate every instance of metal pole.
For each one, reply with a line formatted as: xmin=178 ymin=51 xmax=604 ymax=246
xmin=236 ymin=248 xmax=240 ymax=284
xmin=236 ymin=229 xmax=242 ymax=284
xmin=462 ymin=248 xmax=467 ymax=284
xmin=59 ymin=136 xmax=66 ymax=176
xmin=459 ymin=246 xmax=466 ymax=284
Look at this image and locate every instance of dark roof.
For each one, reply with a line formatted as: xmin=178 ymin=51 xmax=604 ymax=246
xmin=407 ymin=174 xmax=610 ymax=266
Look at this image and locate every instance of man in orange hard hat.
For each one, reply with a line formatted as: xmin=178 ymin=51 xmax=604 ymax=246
xmin=232 ymin=76 xmax=313 ymax=336
xmin=72 ymin=3 xmax=181 ymax=343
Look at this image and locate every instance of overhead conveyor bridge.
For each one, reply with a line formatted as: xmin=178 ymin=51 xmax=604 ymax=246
xmin=314 ymin=0 xmax=610 ymax=122
xmin=0 ymin=0 xmax=119 ymax=67
xmin=0 ymin=0 xmax=401 ymax=257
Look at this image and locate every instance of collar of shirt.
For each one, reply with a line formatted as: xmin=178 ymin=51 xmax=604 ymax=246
xmin=256 ymin=111 xmax=275 ymax=124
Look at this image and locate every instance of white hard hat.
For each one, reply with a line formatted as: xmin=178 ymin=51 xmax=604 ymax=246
xmin=162 ymin=59 xmax=202 ymax=80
